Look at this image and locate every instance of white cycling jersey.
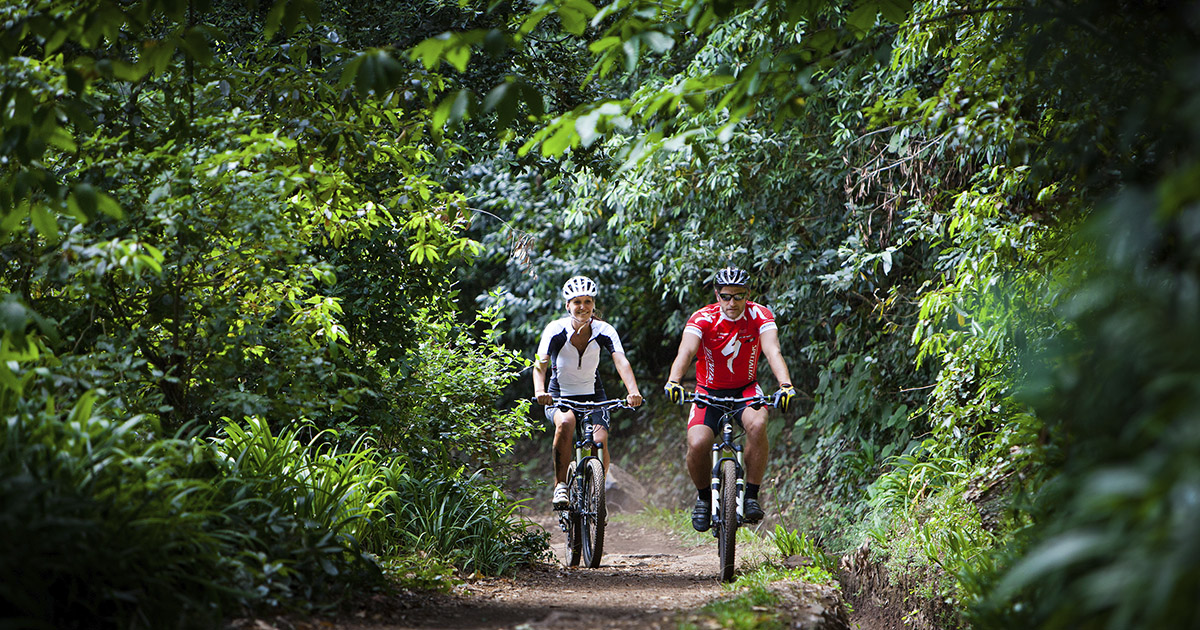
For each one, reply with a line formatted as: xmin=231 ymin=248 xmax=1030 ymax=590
xmin=536 ymin=318 xmax=626 ymax=397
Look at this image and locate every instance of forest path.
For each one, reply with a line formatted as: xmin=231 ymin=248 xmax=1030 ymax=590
xmin=333 ymin=513 xmax=736 ymax=630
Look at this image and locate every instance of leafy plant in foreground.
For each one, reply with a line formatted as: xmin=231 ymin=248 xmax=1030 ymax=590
xmin=383 ymin=469 xmax=550 ymax=576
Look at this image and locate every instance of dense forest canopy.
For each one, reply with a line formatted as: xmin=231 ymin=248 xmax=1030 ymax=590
xmin=2 ymin=0 xmax=1199 ymax=627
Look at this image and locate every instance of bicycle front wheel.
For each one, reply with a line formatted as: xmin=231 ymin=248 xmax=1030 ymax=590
xmin=580 ymin=458 xmax=607 ymax=569
xmin=565 ymin=461 xmax=582 ymax=567
xmin=717 ymin=458 xmax=738 ymax=582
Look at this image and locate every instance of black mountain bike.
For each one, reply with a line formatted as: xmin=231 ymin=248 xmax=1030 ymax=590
xmin=549 ymin=398 xmax=634 ymax=568
xmin=684 ymin=391 xmax=777 ymax=582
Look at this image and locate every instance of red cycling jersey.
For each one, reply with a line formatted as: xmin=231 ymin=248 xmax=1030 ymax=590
xmin=683 ymin=301 xmax=778 ymax=389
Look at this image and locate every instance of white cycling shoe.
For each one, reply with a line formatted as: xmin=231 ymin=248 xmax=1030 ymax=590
xmin=552 ymin=482 xmax=569 ymax=510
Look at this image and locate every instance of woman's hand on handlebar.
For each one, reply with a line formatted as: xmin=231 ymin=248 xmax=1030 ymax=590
xmin=626 ymin=392 xmax=643 ymax=407
xmin=535 ymin=392 xmax=554 ymax=405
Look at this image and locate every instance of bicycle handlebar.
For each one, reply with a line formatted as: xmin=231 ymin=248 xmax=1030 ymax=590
xmin=683 ymin=391 xmax=777 ymax=409
xmin=537 ymin=397 xmax=638 ymax=412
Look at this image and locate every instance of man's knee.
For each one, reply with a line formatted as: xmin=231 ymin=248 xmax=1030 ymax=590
xmin=742 ymin=409 xmax=768 ymax=434
xmin=687 ymin=430 xmax=714 ymax=453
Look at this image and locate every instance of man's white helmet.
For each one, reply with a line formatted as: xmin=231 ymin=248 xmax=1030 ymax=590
xmin=713 ymin=266 xmax=750 ymax=288
xmin=562 ymin=275 xmax=598 ymax=302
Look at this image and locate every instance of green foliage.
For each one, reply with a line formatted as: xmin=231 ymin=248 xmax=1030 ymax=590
xmin=378 ymin=554 xmax=460 ymax=592
xmin=384 ymin=469 xmax=551 ymax=575
xmin=1 ymin=397 xmax=232 ymax=629
xmin=971 ymin=194 xmax=1200 ymax=626
xmin=0 ymin=1 xmax=560 ymax=625
xmin=863 ymin=441 xmax=998 ymax=613
xmin=377 ymin=297 xmax=540 ymax=476
xmin=684 ymin=583 xmax=786 ymax=630
xmin=770 ymin=525 xmax=837 ymax=575
xmin=212 ymin=416 xmax=397 ymax=565
xmin=0 ymin=391 xmax=383 ymax=628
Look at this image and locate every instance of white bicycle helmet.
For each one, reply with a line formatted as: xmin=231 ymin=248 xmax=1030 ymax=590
xmin=713 ymin=266 xmax=750 ymax=287
xmin=561 ymin=275 xmax=598 ymax=301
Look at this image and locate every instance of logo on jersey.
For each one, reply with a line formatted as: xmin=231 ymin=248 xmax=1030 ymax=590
xmin=720 ymin=335 xmax=741 ymax=373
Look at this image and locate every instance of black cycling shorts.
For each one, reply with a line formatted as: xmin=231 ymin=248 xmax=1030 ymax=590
xmin=544 ymin=393 xmax=611 ymax=431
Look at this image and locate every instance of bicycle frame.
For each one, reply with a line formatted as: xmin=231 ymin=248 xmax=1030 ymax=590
xmin=688 ymin=393 xmax=769 ymax=530
xmin=544 ymin=397 xmax=633 ymax=568
xmin=685 ymin=391 xmax=775 ymax=581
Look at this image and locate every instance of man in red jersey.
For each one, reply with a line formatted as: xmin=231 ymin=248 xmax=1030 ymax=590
xmin=663 ymin=267 xmax=796 ymax=531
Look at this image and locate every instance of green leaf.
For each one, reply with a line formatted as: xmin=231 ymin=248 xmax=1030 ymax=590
xmin=787 ymin=0 xmax=825 ymax=23
xmin=846 ymin=3 xmax=878 ymax=37
xmin=354 ymin=50 xmax=406 ymax=96
xmin=30 ymin=205 xmax=58 ymax=240
xmin=449 ymin=89 xmax=472 ymax=124
xmin=542 ymin=120 xmax=577 ymax=156
xmin=558 ymin=6 xmax=588 ymax=35
xmin=0 ymin=295 xmax=28 ymax=334
xmin=432 ymin=90 xmax=472 ymax=130
xmin=575 ymin=110 xmax=601 ymax=147
xmin=484 ymin=82 xmax=519 ymax=130
xmin=72 ymin=184 xmax=99 ymax=219
xmin=641 ymin=31 xmax=675 ymax=54
xmin=445 ymin=43 xmax=471 ymax=72
xmin=264 ymin=0 xmax=287 ymax=40
xmin=519 ymin=5 xmax=554 ymax=34
xmin=622 ymin=39 xmax=640 ymax=74
xmin=96 ymin=192 xmax=123 ymax=219
xmin=877 ymin=0 xmax=911 ymax=23
xmin=482 ymin=82 xmax=511 ymax=113
xmin=588 ymin=36 xmax=622 ymax=54
xmin=181 ymin=28 xmax=213 ymax=65
xmin=139 ymin=39 xmax=176 ymax=77
xmin=69 ymin=390 xmax=98 ymax=424
xmin=410 ymin=35 xmax=448 ymax=70
xmin=517 ymin=81 xmax=545 ymax=117
xmin=1 ymin=202 xmax=29 ymax=233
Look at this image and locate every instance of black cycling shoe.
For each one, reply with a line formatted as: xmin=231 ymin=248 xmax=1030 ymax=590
xmin=743 ymin=497 xmax=765 ymax=523
xmin=692 ymin=498 xmax=712 ymax=532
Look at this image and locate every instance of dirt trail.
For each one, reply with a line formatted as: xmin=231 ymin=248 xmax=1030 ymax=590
xmin=337 ymin=514 xmax=739 ymax=630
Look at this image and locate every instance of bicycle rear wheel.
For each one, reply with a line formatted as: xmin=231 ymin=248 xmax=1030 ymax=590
xmin=717 ymin=459 xmax=738 ymax=582
xmin=580 ymin=458 xmax=607 ymax=568
xmin=565 ymin=461 xmax=582 ymax=566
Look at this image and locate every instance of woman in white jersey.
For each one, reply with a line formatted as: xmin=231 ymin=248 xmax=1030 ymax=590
xmin=533 ymin=276 xmax=644 ymax=509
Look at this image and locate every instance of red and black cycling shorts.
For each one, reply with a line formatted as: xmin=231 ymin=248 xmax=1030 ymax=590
xmin=687 ymin=383 xmax=764 ymax=432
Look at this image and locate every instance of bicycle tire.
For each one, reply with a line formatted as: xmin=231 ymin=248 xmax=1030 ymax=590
xmin=580 ymin=458 xmax=607 ymax=568
xmin=717 ymin=459 xmax=738 ymax=582
xmin=565 ymin=461 xmax=582 ymax=566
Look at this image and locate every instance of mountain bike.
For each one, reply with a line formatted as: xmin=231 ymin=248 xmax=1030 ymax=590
xmin=684 ymin=391 xmax=777 ymax=582
xmin=548 ymin=397 xmax=634 ymax=568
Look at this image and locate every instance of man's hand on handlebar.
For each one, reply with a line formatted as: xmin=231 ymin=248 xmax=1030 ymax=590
xmin=774 ymin=383 xmax=796 ymax=413
xmin=664 ymin=381 xmax=685 ymax=405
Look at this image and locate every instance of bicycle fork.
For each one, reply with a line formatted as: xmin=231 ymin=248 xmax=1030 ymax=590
xmin=710 ymin=424 xmax=745 ymax=535
xmin=559 ymin=423 xmax=602 ymax=532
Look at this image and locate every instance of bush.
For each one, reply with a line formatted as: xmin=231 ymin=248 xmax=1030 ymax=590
xmin=1 ymin=393 xmax=246 ymax=629
xmin=383 ymin=469 xmax=551 ymax=576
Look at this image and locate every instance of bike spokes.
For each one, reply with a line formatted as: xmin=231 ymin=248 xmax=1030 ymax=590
xmin=717 ymin=459 xmax=739 ymax=582
xmin=580 ymin=458 xmax=607 ymax=568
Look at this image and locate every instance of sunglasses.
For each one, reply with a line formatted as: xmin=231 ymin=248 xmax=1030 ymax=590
xmin=718 ymin=293 xmax=748 ymax=302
